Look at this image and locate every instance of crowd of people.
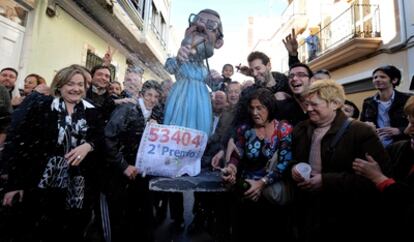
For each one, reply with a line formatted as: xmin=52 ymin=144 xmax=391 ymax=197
xmin=0 ymin=7 xmax=413 ymax=242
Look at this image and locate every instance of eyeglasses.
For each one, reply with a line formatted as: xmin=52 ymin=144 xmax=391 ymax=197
xmin=188 ymin=13 xmax=223 ymax=38
xmin=288 ymin=72 xmax=309 ymax=79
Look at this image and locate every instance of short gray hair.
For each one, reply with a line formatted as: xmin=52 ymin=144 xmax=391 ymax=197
xmin=126 ymin=66 xmax=144 ymax=75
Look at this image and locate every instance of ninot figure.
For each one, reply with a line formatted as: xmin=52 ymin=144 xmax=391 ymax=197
xmin=164 ymin=9 xmax=224 ymax=136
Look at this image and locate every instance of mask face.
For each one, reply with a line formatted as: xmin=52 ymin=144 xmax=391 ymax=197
xmin=194 ymin=37 xmax=214 ymax=59
xmin=181 ymin=29 xmax=214 ymax=60
xmin=182 ymin=12 xmax=221 ymax=61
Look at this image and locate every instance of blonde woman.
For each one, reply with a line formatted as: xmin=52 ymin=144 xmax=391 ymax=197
xmin=291 ymin=80 xmax=390 ymax=242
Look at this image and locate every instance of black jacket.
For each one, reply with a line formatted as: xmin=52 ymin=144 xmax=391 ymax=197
xmin=381 ymin=140 xmax=414 ymax=241
xmin=104 ymin=103 xmax=164 ymax=173
xmin=292 ymin=111 xmax=390 ymax=242
xmin=360 ymin=90 xmax=411 ymax=141
xmin=86 ymin=87 xmax=116 ymax=123
xmin=4 ymin=95 xmax=103 ymax=194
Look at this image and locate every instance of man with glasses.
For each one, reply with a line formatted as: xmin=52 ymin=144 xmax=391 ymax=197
xmin=275 ymin=63 xmax=314 ymax=126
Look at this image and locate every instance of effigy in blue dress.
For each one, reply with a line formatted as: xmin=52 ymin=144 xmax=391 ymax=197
xmin=163 ymin=58 xmax=212 ymax=136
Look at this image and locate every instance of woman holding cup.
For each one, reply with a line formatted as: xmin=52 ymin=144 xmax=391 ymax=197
xmin=290 ymin=80 xmax=390 ymax=242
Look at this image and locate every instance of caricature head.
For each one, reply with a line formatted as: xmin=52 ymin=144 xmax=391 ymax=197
xmin=182 ymin=9 xmax=224 ymax=60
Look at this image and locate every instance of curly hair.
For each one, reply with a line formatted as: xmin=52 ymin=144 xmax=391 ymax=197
xmin=234 ymin=87 xmax=277 ymax=126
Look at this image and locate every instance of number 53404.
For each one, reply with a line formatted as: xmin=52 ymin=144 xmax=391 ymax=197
xmin=147 ymin=128 xmax=202 ymax=148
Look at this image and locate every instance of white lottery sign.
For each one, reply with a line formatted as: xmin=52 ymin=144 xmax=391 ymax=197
xmin=135 ymin=123 xmax=208 ymax=178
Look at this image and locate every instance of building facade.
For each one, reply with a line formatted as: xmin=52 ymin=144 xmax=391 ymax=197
xmin=253 ymin=0 xmax=414 ymax=109
xmin=0 ymin=0 xmax=172 ymax=90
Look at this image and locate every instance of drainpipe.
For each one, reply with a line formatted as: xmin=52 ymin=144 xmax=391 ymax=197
xmin=382 ymin=0 xmax=410 ymax=51
xmin=370 ymin=0 xmax=414 ymax=54
xmin=398 ymin=0 xmax=407 ymax=44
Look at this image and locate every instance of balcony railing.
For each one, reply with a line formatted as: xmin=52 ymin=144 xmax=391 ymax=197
xmin=299 ymin=4 xmax=380 ymax=63
xmin=118 ymin=0 xmax=146 ymax=31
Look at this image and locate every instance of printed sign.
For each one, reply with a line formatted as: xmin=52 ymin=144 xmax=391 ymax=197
xmin=135 ymin=123 xmax=208 ymax=178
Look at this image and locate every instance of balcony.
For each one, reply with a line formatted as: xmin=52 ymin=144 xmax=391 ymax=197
xmin=117 ymin=0 xmax=145 ymax=31
xmin=299 ymin=4 xmax=382 ymax=71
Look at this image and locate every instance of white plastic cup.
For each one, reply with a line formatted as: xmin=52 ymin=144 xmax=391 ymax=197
xmin=295 ymin=162 xmax=312 ymax=181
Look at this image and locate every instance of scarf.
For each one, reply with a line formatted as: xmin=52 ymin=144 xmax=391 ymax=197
xmin=38 ymin=98 xmax=93 ymax=209
xmin=138 ymin=97 xmax=152 ymax=121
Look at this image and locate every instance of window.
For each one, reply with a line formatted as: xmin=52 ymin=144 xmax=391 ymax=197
xmin=160 ymin=14 xmax=167 ymax=46
xmin=0 ymin=0 xmax=29 ymax=27
xmin=342 ymin=77 xmax=374 ymax=94
xmin=130 ymin=0 xmax=145 ymax=19
xmin=150 ymin=2 xmax=157 ymax=31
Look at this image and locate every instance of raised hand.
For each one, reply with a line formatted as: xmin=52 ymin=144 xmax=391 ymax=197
xmin=103 ymin=45 xmax=117 ymax=66
xmin=282 ymin=28 xmax=298 ymax=56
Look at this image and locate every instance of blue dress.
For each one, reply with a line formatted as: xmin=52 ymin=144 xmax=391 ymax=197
xmin=163 ymin=58 xmax=212 ymax=136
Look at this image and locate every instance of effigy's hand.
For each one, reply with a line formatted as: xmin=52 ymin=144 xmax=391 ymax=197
xmin=177 ymin=45 xmax=192 ymax=62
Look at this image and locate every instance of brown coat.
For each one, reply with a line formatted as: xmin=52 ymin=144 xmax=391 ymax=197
xmin=291 ymin=110 xmax=390 ymax=242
